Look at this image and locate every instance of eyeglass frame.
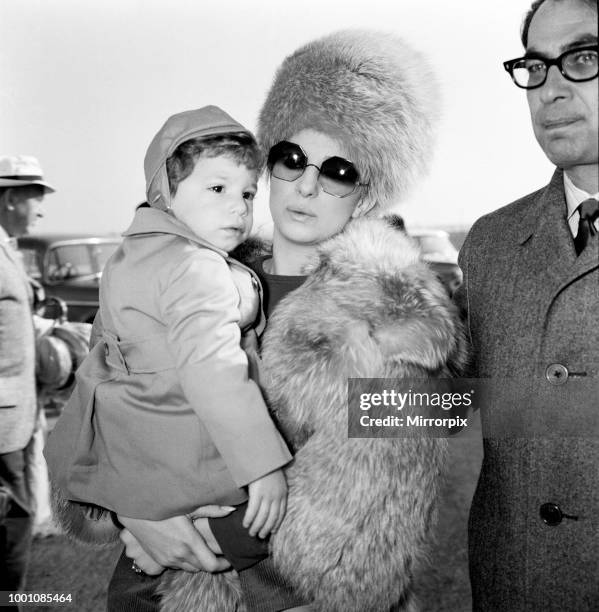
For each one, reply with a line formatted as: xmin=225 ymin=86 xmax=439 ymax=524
xmin=267 ymin=140 xmax=369 ymax=199
xmin=503 ymin=44 xmax=599 ymax=89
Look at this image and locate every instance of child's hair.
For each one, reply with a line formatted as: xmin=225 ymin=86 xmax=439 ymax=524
xmin=166 ymin=132 xmax=263 ymax=196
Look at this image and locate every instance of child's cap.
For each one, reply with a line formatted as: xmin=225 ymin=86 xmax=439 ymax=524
xmin=144 ymin=106 xmax=255 ymax=211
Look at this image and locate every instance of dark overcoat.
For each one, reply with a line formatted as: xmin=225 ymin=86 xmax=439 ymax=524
xmin=455 ymin=169 xmax=599 ymax=611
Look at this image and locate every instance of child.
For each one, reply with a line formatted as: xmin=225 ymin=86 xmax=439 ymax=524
xmin=45 ymin=106 xmax=291 ymax=562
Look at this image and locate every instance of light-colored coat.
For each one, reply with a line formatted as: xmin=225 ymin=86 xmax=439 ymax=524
xmin=455 ymin=169 xmax=599 ymax=611
xmin=44 ymin=207 xmax=291 ymax=520
xmin=158 ymin=217 xmax=467 ymax=612
xmin=0 ymin=231 xmax=36 ymax=454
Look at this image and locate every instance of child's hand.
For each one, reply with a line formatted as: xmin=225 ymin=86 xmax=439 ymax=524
xmin=243 ymin=469 xmax=287 ymax=538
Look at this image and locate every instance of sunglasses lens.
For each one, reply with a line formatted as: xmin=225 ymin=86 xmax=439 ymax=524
xmin=268 ymin=142 xmax=306 ymax=182
xmin=320 ymin=157 xmax=360 ymax=197
xmin=268 ymin=141 xmax=363 ymax=197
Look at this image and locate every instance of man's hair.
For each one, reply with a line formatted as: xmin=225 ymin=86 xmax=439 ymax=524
xmin=0 ymin=184 xmax=45 ymax=202
xmin=166 ymin=133 xmax=262 ymax=196
xmin=521 ymin=0 xmax=598 ymax=47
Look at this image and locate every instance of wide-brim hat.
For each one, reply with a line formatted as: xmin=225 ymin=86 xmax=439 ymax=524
xmin=258 ymin=30 xmax=440 ymax=211
xmin=0 ymin=155 xmax=55 ymax=193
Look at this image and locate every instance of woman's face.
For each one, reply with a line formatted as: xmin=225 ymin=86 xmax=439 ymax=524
xmin=269 ymin=129 xmax=370 ymax=247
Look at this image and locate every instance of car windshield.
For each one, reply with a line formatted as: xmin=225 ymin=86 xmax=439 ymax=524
xmin=413 ymin=234 xmax=457 ymax=260
xmin=416 ymin=236 xmax=454 ymax=254
xmin=47 ymin=241 xmax=120 ymax=280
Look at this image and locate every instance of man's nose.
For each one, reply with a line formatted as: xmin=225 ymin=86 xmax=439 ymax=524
xmin=296 ymin=166 xmax=320 ymax=197
xmin=539 ymin=64 xmax=570 ymax=102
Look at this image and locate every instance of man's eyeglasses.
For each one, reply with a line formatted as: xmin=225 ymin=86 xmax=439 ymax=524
xmin=267 ymin=141 xmax=368 ymax=198
xmin=503 ymin=45 xmax=598 ymax=89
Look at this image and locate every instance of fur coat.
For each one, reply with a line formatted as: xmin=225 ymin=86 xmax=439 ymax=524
xmin=157 ymin=217 xmax=467 ymax=612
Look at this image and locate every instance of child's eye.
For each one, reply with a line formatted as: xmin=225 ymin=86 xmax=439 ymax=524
xmin=243 ymin=192 xmax=256 ymax=201
xmin=210 ymin=185 xmax=224 ymax=193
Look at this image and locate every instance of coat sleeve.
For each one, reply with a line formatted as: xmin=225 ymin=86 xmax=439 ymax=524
xmin=159 ymin=248 xmax=291 ymax=488
xmin=453 ymin=223 xmax=480 ymax=378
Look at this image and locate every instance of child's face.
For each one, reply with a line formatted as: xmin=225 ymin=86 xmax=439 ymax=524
xmin=171 ymin=155 xmax=257 ymax=252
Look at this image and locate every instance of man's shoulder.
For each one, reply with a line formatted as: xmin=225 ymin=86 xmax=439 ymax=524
xmin=458 ymin=178 xmax=557 ymax=267
xmin=472 ymin=184 xmax=546 ymax=234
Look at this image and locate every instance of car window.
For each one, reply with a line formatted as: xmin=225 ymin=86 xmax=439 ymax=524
xmin=19 ymin=248 xmax=42 ymax=280
xmin=92 ymin=242 xmax=120 ymax=269
xmin=47 ymin=242 xmax=119 ymax=281
xmin=414 ymin=235 xmax=454 ymax=257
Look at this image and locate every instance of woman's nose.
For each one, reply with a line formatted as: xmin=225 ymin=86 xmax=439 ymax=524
xmin=296 ymin=166 xmax=320 ymax=197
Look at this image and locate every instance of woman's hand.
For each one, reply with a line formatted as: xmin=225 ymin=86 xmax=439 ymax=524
xmin=119 ymin=529 xmax=166 ymax=576
xmin=117 ymin=505 xmax=235 ymax=573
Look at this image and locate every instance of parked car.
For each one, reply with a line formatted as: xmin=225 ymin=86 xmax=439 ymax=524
xmin=409 ymin=229 xmax=462 ymax=295
xmin=17 ymin=233 xmax=121 ymax=323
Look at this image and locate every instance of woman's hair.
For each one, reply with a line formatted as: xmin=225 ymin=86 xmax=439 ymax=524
xmin=166 ymin=132 xmax=263 ymax=196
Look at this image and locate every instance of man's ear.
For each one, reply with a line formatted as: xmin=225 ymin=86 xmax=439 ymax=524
xmin=351 ymin=193 xmax=377 ymax=218
xmin=0 ymin=189 xmax=13 ymax=211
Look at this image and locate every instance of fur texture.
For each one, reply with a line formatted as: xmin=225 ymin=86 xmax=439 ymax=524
xmin=158 ymin=218 xmax=467 ymax=612
xmin=50 ymin=482 xmax=121 ymax=546
xmin=258 ymin=30 xmax=440 ymax=211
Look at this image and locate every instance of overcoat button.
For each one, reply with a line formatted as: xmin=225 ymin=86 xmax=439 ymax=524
xmin=539 ymin=502 xmax=578 ymax=526
xmin=545 ymin=363 xmax=568 ymax=385
xmin=539 ymin=502 xmax=563 ymax=525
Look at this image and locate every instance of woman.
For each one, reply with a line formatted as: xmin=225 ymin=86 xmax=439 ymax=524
xmin=54 ymin=30 xmax=465 ymax=612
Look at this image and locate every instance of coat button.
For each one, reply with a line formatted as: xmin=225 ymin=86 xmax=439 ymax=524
xmin=545 ymin=363 xmax=568 ymax=385
xmin=539 ymin=502 xmax=578 ymax=526
xmin=539 ymin=502 xmax=563 ymax=525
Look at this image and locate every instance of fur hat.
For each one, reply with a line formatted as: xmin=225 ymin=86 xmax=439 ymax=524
xmin=258 ymin=30 xmax=440 ymax=210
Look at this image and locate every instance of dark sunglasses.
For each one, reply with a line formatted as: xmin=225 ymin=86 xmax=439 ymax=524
xmin=267 ymin=141 xmax=368 ymax=198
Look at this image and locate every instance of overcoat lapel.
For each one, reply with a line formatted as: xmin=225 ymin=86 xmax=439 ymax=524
xmin=518 ymin=169 xmax=598 ymax=314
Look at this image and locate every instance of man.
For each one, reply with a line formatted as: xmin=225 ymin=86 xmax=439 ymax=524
xmin=0 ymin=155 xmax=54 ymax=595
xmin=455 ymin=1 xmax=598 ymax=610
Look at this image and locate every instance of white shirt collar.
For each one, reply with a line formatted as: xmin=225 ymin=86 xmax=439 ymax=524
xmin=0 ymin=225 xmax=17 ymax=249
xmin=563 ymin=172 xmax=599 ymax=235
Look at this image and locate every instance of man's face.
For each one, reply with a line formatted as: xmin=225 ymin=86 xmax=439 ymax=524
xmin=526 ymin=0 xmax=598 ymax=171
xmin=1 ymin=186 xmax=45 ymax=237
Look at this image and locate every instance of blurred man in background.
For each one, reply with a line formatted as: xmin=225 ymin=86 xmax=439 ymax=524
xmin=0 ymin=155 xmax=54 ymax=597
xmin=456 ymin=1 xmax=598 ymax=609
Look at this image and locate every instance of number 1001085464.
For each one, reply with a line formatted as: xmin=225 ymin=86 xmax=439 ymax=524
xmin=0 ymin=592 xmax=74 ymax=606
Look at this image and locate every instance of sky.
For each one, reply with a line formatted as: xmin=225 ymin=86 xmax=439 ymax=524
xmin=1 ymin=0 xmax=554 ymax=235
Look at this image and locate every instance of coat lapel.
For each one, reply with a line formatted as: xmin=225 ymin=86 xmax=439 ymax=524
xmin=517 ymin=169 xmax=598 ymax=306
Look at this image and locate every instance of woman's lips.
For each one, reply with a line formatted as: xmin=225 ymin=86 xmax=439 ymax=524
xmin=287 ymin=208 xmax=315 ymax=221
